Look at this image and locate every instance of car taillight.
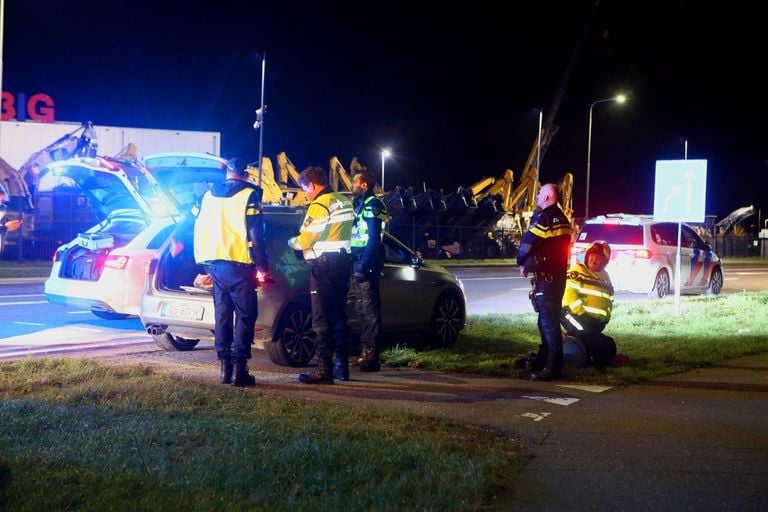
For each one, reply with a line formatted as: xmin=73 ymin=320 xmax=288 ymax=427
xmin=104 ymin=255 xmax=129 ymax=270
xmin=144 ymin=258 xmax=158 ymax=275
xmin=624 ymin=248 xmax=652 ymax=259
xmin=255 ymin=270 xmax=275 ymax=285
xmin=52 ymin=250 xmax=62 ymax=262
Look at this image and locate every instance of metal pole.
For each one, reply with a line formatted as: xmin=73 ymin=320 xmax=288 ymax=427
xmin=381 ymin=152 xmax=385 ymax=191
xmin=586 ymin=104 xmax=594 ymax=219
xmin=684 ymin=138 xmax=688 ymax=160
xmin=257 ymin=52 xmax=266 ymax=188
xmin=585 ymin=96 xmax=623 ymax=219
xmin=537 ymin=108 xmax=542 ymax=174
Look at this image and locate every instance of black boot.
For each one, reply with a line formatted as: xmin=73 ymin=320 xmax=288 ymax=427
xmin=220 ymin=359 xmax=233 ymax=384
xmin=334 ymin=359 xmax=349 ymax=381
xmin=356 ymin=346 xmax=381 ymax=372
xmin=299 ymin=358 xmax=334 ymax=385
xmin=334 ymin=347 xmax=349 ymax=381
xmin=231 ymin=361 xmax=256 ymax=387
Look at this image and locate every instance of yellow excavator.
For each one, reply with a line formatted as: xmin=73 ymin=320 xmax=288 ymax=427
xmin=251 ymin=154 xmax=306 ymax=206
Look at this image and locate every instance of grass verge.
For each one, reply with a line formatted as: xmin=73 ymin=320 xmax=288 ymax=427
xmin=382 ymin=291 xmax=768 ymax=386
xmin=0 ymin=358 xmax=521 ymax=511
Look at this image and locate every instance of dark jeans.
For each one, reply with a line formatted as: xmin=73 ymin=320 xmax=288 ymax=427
xmin=352 ymin=274 xmax=382 ymax=351
xmin=532 ymin=280 xmax=565 ymax=374
xmin=209 ymin=261 xmax=258 ymax=363
xmin=309 ymin=253 xmax=351 ymax=364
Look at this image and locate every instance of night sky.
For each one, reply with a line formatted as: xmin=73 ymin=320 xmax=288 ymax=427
xmin=4 ymin=0 xmax=767 ymax=225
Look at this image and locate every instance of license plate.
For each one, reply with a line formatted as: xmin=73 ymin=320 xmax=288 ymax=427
xmin=161 ymin=302 xmax=204 ymax=321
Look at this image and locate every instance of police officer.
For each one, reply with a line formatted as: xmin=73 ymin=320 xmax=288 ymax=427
xmin=562 ymin=240 xmax=614 ymax=334
xmin=194 ymin=157 xmax=268 ymax=387
xmin=562 ymin=240 xmax=617 ymax=366
xmin=350 ymin=169 xmax=388 ymax=374
xmin=517 ymin=183 xmax=573 ymax=381
xmin=288 ymin=166 xmax=354 ymax=385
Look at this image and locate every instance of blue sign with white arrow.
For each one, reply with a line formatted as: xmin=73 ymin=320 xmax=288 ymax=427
xmin=653 ymin=159 xmax=707 ymax=222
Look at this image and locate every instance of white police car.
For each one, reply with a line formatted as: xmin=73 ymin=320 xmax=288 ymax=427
xmin=570 ymin=214 xmax=723 ymax=298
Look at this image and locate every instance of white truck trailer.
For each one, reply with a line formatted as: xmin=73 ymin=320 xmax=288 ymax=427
xmin=0 ymin=120 xmax=220 ymax=169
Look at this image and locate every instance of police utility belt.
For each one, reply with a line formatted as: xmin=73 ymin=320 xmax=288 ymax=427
xmin=306 ymin=248 xmax=349 ymax=266
xmin=533 ymin=271 xmax=556 ymax=283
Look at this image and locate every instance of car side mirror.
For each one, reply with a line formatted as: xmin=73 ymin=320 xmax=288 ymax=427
xmin=411 ymin=254 xmax=423 ymax=268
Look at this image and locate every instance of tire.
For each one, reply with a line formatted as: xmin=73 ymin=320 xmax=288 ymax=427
xmin=266 ymin=303 xmax=316 ymax=367
xmin=91 ymin=310 xmax=130 ymax=320
xmin=649 ymin=269 xmax=671 ymax=299
xmin=152 ymin=332 xmax=200 ymax=351
xmin=706 ymin=266 xmax=723 ymax=295
xmin=428 ymin=292 xmax=464 ymax=347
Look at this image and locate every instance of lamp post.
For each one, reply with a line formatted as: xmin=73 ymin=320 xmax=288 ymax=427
xmin=585 ymin=94 xmax=626 ymax=219
xmin=381 ymin=148 xmax=391 ymax=191
xmin=253 ymin=52 xmax=266 ymax=187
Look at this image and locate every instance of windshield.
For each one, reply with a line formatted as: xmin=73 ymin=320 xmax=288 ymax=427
xmin=576 ymin=224 xmax=643 ymax=245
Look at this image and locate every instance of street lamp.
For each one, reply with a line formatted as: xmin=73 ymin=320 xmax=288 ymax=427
xmin=381 ymin=148 xmax=391 ymax=191
xmin=585 ymin=94 xmax=626 ymax=219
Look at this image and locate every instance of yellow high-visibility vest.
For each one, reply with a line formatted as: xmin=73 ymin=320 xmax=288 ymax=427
xmin=194 ymin=188 xmax=255 ymax=264
xmin=288 ymin=190 xmax=353 ymax=259
xmin=562 ymin=262 xmax=614 ymax=322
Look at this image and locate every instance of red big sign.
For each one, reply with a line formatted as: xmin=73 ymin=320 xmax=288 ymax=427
xmin=1 ymin=92 xmax=56 ymax=122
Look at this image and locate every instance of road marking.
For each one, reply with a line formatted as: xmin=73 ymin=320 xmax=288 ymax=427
xmin=512 ymin=287 xmax=532 ymax=291
xmin=67 ymin=310 xmax=93 ymax=314
xmin=522 ymin=395 xmax=580 ymax=406
xmin=731 ymin=271 xmax=768 ymax=275
xmin=0 ymin=300 xmax=48 ymax=306
xmin=13 ymin=322 xmax=45 ymax=326
xmin=557 ymin=384 xmax=612 ymax=393
xmin=522 ymin=412 xmax=551 ymax=422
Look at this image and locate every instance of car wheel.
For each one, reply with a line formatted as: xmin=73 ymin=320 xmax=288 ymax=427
xmin=152 ymin=332 xmax=200 ymax=351
xmin=91 ymin=310 xmax=130 ymax=320
xmin=428 ymin=292 xmax=464 ymax=347
xmin=266 ymin=303 xmax=316 ymax=367
xmin=649 ymin=269 xmax=671 ymax=299
xmin=706 ymin=267 xmax=723 ymax=295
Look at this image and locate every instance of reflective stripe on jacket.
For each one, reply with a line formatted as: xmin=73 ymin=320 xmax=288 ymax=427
xmin=562 ymin=262 xmax=614 ymax=324
xmin=194 ymin=188 xmax=255 ymax=264
xmin=516 ymin=204 xmax=573 ymax=277
xmin=351 ymin=194 xmax=388 ymax=249
xmin=288 ymin=188 xmax=354 ymax=259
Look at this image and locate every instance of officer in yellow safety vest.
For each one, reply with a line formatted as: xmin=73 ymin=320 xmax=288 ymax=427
xmin=288 ymin=166 xmax=354 ymax=385
xmin=561 ymin=240 xmax=614 ymax=334
xmin=194 ymin=157 xmax=268 ymax=387
xmin=350 ymin=169 xmax=389 ymax=375
xmin=561 ymin=240 xmax=618 ymax=367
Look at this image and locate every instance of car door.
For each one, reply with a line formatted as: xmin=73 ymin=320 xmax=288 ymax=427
xmin=681 ymin=225 xmax=713 ymax=291
xmin=378 ymin=234 xmax=434 ymax=330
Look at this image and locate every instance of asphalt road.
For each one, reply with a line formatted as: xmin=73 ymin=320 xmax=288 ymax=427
xmin=450 ymin=262 xmax=768 ymax=314
xmin=1 ymin=267 xmax=767 ymax=510
xmin=1 ymin=262 xmax=768 ymax=350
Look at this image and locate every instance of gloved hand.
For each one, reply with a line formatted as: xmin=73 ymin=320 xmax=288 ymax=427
xmin=4 ymin=219 xmax=22 ymax=232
